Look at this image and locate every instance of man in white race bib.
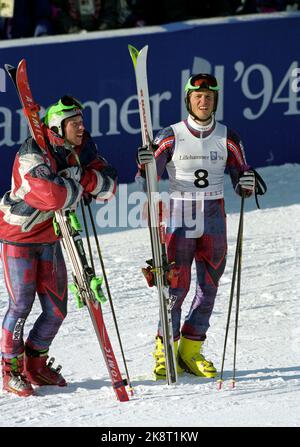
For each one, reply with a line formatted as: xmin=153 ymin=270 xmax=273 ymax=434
xmin=137 ymin=73 xmax=255 ymax=380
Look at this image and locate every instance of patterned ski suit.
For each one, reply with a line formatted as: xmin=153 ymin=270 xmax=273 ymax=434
xmin=136 ymin=115 xmax=251 ymax=341
xmin=0 ymin=130 xmax=117 ymax=358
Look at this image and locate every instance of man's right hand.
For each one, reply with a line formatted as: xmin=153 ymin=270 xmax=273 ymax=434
xmin=137 ymin=145 xmax=154 ymax=167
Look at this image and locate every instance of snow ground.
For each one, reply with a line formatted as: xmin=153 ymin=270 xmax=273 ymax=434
xmin=0 ymin=164 xmax=299 ymax=428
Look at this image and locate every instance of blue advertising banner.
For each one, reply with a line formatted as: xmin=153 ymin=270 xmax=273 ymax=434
xmin=0 ymin=12 xmax=300 ymax=195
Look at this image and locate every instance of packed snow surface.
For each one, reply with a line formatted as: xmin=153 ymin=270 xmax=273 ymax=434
xmin=0 ymin=164 xmax=299 ymax=427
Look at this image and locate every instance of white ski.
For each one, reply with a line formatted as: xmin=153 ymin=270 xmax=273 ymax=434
xmin=128 ymin=44 xmax=177 ymax=384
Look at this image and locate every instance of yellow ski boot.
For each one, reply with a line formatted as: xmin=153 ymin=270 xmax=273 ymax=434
xmin=153 ymin=336 xmax=184 ymax=380
xmin=178 ymin=336 xmax=217 ymax=378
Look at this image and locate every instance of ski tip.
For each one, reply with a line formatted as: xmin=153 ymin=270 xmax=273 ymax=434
xmin=4 ymin=64 xmax=16 ymax=75
xmin=18 ymin=59 xmax=27 ymax=71
xmin=128 ymin=44 xmax=149 ymax=68
xmin=128 ymin=44 xmax=139 ymax=68
xmin=128 ymin=43 xmax=138 ymax=52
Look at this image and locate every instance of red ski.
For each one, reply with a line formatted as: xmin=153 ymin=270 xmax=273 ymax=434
xmin=5 ymin=59 xmax=129 ymax=402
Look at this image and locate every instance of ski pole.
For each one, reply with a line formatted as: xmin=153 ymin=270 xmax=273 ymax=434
xmin=218 ymin=194 xmax=245 ymax=389
xmin=85 ymin=201 xmax=134 ymax=395
xmin=231 ymin=197 xmax=244 ymax=388
xmin=68 ymin=147 xmax=133 ymax=393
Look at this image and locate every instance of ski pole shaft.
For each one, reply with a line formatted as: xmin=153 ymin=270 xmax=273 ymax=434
xmin=232 ymin=197 xmax=244 ymax=387
xmin=218 ymin=195 xmax=245 ymax=389
xmin=85 ymin=202 xmax=134 ymax=395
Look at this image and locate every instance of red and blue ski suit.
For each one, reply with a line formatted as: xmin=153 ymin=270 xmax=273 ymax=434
xmin=136 ymin=116 xmax=251 ymax=342
xmin=0 ymin=130 xmax=117 ymax=358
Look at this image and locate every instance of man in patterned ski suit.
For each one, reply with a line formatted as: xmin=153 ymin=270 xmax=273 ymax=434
xmin=137 ymin=74 xmax=255 ymax=379
xmin=0 ymin=96 xmax=117 ymax=396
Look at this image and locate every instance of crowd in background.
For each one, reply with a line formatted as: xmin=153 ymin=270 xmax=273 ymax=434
xmin=0 ymin=0 xmax=299 ymax=40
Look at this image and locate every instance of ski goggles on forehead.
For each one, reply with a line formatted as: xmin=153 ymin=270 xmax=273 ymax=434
xmin=185 ymin=74 xmax=219 ymax=92
xmin=59 ymin=95 xmax=83 ymax=110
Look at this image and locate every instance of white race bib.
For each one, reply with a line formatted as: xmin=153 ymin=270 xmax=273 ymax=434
xmin=167 ymin=121 xmax=227 ymax=199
